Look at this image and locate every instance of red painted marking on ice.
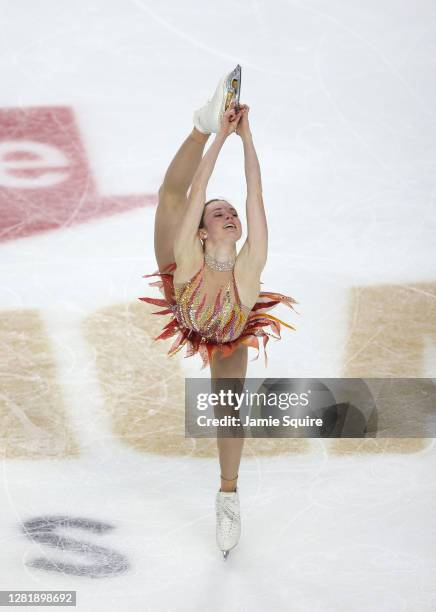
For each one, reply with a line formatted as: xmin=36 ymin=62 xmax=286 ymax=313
xmin=0 ymin=106 xmax=156 ymax=242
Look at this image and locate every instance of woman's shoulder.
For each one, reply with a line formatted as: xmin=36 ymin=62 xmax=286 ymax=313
xmin=173 ymin=240 xmax=204 ymax=286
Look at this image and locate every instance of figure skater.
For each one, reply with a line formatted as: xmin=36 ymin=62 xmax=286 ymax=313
xmin=139 ymin=65 xmax=298 ymax=559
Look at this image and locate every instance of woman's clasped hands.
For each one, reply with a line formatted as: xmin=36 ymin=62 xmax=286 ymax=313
xmin=218 ymin=101 xmax=251 ymax=139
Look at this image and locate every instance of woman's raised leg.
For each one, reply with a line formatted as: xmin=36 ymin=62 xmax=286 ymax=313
xmin=154 ymin=128 xmax=210 ymax=273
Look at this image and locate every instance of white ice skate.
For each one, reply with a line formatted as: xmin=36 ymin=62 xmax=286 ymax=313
xmin=216 ymin=487 xmax=241 ymax=560
xmin=193 ymin=64 xmax=242 ymax=134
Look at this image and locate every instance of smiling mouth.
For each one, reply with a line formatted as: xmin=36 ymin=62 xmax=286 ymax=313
xmin=223 ymin=224 xmax=236 ymax=229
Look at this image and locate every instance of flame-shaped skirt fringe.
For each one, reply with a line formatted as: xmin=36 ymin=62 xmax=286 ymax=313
xmin=138 ymin=262 xmax=299 ymax=370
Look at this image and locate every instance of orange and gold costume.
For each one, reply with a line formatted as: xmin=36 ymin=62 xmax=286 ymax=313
xmin=139 ymin=260 xmax=298 ymax=369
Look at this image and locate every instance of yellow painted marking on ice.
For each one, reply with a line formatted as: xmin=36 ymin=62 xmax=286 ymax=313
xmin=0 ymin=310 xmax=79 ymax=458
xmin=82 ymin=302 xmax=309 ymax=457
xmin=331 ymin=282 xmax=436 ymax=454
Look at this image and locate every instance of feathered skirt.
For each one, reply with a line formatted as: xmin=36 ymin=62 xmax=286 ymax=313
xmin=138 ymin=262 xmax=299 ymax=370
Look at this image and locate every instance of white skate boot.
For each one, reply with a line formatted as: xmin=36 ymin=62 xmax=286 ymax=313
xmin=215 ymin=487 xmax=241 ymax=560
xmin=193 ymin=64 xmax=242 ymax=134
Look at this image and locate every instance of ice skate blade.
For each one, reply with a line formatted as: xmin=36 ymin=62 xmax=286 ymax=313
xmin=221 ymin=542 xmax=239 ymax=559
xmin=224 ymin=64 xmax=242 ymax=111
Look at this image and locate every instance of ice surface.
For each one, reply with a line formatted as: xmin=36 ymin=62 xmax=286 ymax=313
xmin=0 ymin=1 xmax=435 ymax=610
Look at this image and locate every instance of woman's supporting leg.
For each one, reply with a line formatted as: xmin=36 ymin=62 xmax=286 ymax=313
xmin=154 ymin=128 xmax=210 ymax=272
xmin=210 ymin=344 xmax=248 ymax=493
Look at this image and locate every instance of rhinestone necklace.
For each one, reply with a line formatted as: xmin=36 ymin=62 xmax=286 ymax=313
xmin=204 ymin=251 xmax=235 ymax=271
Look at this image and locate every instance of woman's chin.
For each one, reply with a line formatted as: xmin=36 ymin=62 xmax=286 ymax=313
xmin=223 ymin=230 xmax=241 ymax=240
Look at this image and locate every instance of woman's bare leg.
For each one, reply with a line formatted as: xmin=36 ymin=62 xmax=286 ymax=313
xmin=154 ymin=128 xmax=210 ymax=273
xmin=210 ymin=344 xmax=248 ymax=493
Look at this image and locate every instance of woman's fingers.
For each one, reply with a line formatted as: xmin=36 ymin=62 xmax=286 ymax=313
xmin=224 ymin=102 xmax=248 ymax=119
xmin=228 ymin=108 xmax=243 ymax=122
xmin=221 ymin=103 xmax=246 ymax=135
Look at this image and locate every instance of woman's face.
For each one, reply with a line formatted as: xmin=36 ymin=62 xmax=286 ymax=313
xmin=199 ymin=200 xmax=242 ymax=244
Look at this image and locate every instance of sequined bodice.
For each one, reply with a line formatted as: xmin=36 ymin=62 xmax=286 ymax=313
xmin=173 ymin=260 xmax=252 ymax=343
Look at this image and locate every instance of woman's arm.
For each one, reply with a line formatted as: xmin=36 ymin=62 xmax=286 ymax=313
xmin=173 ymin=106 xmax=242 ymax=260
xmin=237 ymin=107 xmax=268 ymax=270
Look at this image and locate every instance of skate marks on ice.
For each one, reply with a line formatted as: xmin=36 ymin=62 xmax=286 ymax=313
xmin=81 ymin=302 xmax=310 ymax=457
xmin=332 ymin=281 xmax=436 ymax=455
xmin=0 ymin=302 xmax=307 ymax=459
xmin=0 ymin=106 xmax=155 ymax=244
xmin=81 ymin=301 xmax=189 ymax=456
xmin=0 ymin=310 xmax=79 ymax=459
xmin=22 ymin=515 xmax=129 ymax=578
xmin=1 ymin=284 xmax=435 ymax=459
xmin=343 ymin=282 xmax=436 ymax=378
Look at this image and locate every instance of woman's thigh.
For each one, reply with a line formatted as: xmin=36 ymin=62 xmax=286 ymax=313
xmin=154 ymin=190 xmax=188 ymax=273
xmin=210 ymin=343 xmax=248 ymax=380
xmin=210 ymin=344 xmax=248 ymax=430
